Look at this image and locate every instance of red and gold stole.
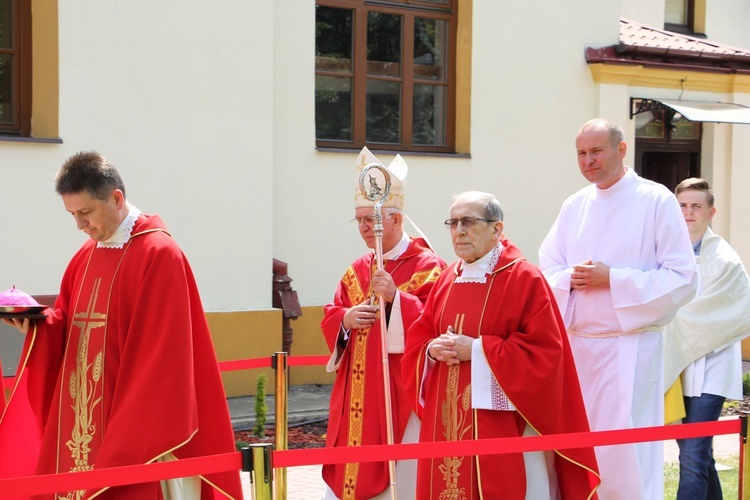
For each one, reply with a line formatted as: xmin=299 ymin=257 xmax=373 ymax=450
xmin=54 ymin=244 xmax=128 ymax=487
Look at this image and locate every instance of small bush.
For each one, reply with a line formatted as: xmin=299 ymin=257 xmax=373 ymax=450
xmin=743 ymin=372 xmax=750 ymax=396
xmin=253 ymin=373 xmax=268 ymax=438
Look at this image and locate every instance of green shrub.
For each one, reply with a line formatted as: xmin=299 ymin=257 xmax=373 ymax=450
xmin=253 ymin=373 xmax=268 ymax=438
xmin=743 ymin=372 xmax=750 ymax=396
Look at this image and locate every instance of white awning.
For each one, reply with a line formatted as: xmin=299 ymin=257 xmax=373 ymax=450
xmin=658 ymin=99 xmax=750 ymax=124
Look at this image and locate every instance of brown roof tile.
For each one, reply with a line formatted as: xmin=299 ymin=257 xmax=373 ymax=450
xmin=585 ymin=18 xmax=750 ymax=72
xmin=620 ymin=17 xmax=750 ymax=56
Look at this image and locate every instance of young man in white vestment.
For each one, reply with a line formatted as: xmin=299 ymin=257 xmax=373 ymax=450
xmin=538 ymin=118 xmax=697 ymax=499
xmin=664 ymin=178 xmax=750 ymax=499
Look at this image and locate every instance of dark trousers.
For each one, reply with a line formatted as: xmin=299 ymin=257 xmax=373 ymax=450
xmin=676 ymin=393 xmax=726 ymax=500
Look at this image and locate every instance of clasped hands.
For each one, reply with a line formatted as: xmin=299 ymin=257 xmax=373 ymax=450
xmin=570 ymin=259 xmax=610 ymax=290
xmin=343 ymin=270 xmax=397 ymax=331
xmin=428 ymin=326 xmax=473 ymax=365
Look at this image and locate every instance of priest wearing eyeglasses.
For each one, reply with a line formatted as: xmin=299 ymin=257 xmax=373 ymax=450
xmin=403 ymin=191 xmax=600 ymax=500
xmin=320 ymin=147 xmax=446 ymax=500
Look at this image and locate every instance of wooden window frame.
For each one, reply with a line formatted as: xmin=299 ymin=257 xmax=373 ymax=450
xmin=316 ymin=0 xmax=457 ymax=153
xmin=0 ymin=0 xmax=31 ymax=136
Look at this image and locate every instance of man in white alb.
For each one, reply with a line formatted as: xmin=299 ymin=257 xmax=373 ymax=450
xmin=538 ymin=118 xmax=697 ymax=499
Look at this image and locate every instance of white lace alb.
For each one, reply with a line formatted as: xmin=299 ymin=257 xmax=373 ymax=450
xmin=97 ymin=205 xmax=142 ymax=249
xmin=455 ymin=244 xmax=503 ymax=284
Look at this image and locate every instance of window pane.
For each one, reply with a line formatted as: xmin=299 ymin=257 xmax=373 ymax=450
xmin=315 ymin=75 xmax=352 ymax=141
xmin=671 ymin=115 xmax=700 ymax=139
xmin=0 ymin=0 xmax=12 ymax=48
xmin=635 ymin=110 xmax=666 ymax=139
xmin=367 ymin=13 xmax=401 ymax=77
xmin=413 ymin=84 xmax=446 ymax=146
xmin=0 ymin=54 xmax=11 ymax=123
xmin=316 ymin=6 xmax=352 ymax=73
xmin=414 ymin=18 xmax=447 ymax=81
xmin=665 ymin=0 xmax=687 ymax=25
xmin=366 ymin=79 xmax=400 ymax=143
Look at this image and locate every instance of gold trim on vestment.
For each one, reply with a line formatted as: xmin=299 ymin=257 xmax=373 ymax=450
xmin=510 ymin=404 xmax=602 ymax=500
xmin=341 ymin=263 xmax=368 ymax=499
xmin=0 ymin=322 xmax=40 ymax=424
xmin=434 ymin=262 xmax=506 ymax=499
xmin=341 ymin=257 xmax=443 ymax=497
xmin=568 ymin=326 xmax=661 ymax=338
xmin=62 ymin=228 xmax=172 ymax=499
xmin=130 ymin=228 xmax=171 ymax=238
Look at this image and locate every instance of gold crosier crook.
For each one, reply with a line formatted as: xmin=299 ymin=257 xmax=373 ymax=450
xmin=358 ymin=162 xmax=397 ymax=500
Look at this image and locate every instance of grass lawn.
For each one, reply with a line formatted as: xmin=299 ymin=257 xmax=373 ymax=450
xmin=663 ymin=455 xmax=739 ymax=499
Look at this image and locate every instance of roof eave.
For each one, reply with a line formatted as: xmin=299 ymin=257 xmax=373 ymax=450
xmin=585 ymin=45 xmax=750 ymax=74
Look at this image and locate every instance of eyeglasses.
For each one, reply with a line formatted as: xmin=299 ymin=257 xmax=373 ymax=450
xmin=444 ymin=217 xmax=497 ymax=230
xmin=351 ymin=214 xmax=394 ymax=226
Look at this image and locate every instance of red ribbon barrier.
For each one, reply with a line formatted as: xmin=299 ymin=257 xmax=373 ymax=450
xmin=4 ymin=353 xmax=308 ymax=387
xmin=1 ymin=354 xmax=746 ymax=497
xmin=273 ymin=418 xmax=741 ymax=467
xmin=0 ymin=453 xmax=241 ymax=498
xmin=217 ymin=357 xmax=272 ymax=371
xmin=0 ymin=419 xmax=739 ymax=497
xmin=287 ymin=355 xmax=331 ymax=367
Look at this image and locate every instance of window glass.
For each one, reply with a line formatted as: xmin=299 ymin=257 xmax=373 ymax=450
xmin=366 ymin=79 xmax=401 ymax=143
xmin=0 ymin=0 xmax=12 ymax=48
xmin=0 ymin=1 xmax=13 ymax=124
xmin=634 ymin=106 xmax=701 ymax=141
xmin=316 ymin=75 xmax=352 ymax=141
xmin=665 ymin=0 xmax=687 ymax=25
xmin=316 ymin=7 xmax=352 ymax=73
xmin=414 ymin=17 xmax=446 ymax=82
xmin=316 ymin=0 xmax=455 ymax=152
xmin=413 ymin=83 xmax=446 ymax=146
xmin=671 ymin=115 xmax=700 ymax=139
xmin=315 ymin=6 xmax=353 ymax=142
xmin=367 ymin=13 xmax=401 ymax=78
xmin=0 ymin=53 xmax=11 ymax=123
xmin=635 ymin=111 xmax=665 ymax=139
xmin=0 ymin=0 xmax=32 ymax=136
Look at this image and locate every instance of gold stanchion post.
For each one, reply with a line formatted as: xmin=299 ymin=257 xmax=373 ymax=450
xmin=740 ymin=413 xmax=749 ymax=500
xmin=273 ymin=352 xmax=289 ymax=499
xmin=241 ymin=443 xmax=273 ymax=500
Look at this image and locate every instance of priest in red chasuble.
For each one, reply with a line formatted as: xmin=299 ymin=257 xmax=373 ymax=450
xmin=0 ymin=151 xmax=242 ymax=499
xmin=321 ymin=147 xmax=446 ymax=499
xmin=403 ymin=191 xmax=600 ymax=500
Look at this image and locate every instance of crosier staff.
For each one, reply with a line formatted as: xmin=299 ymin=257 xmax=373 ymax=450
xmin=358 ymin=162 xmax=397 ymax=500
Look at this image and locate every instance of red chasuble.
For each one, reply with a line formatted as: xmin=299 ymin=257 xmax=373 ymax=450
xmin=321 ymin=237 xmax=445 ymax=499
xmin=403 ymin=240 xmax=600 ymax=500
xmin=0 ymin=215 xmax=242 ymax=499
xmin=0 ymin=359 xmax=5 ymax=415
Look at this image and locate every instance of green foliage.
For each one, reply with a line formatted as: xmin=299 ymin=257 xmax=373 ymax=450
xmin=253 ymin=373 xmax=268 ymax=438
xmin=742 ymin=372 xmax=750 ymax=396
xmin=724 ymin=400 xmax=739 ymax=411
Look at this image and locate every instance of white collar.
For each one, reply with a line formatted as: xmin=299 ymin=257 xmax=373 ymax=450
xmin=381 ymin=233 xmax=409 ymax=260
xmin=97 ymin=205 xmax=142 ymax=249
xmin=455 ymin=244 xmax=503 ymax=284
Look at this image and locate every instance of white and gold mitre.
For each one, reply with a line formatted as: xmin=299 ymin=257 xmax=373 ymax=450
xmin=354 ymin=146 xmax=407 ymax=211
